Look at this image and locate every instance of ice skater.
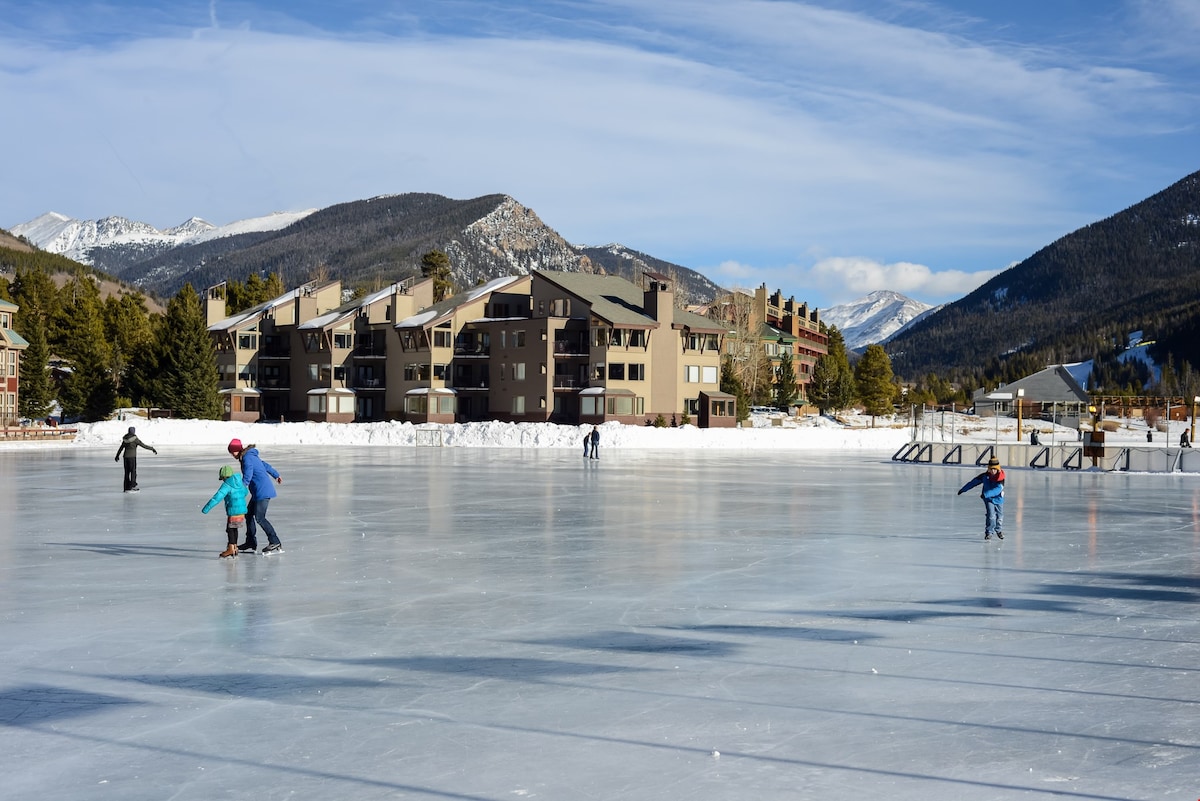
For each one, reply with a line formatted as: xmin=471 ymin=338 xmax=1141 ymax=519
xmin=589 ymin=425 xmax=600 ymax=460
xmin=201 ymin=465 xmax=249 ymax=558
xmin=227 ymin=438 xmax=285 ymax=554
xmin=114 ymin=425 xmax=157 ymax=492
xmin=957 ymin=456 xmax=1005 ymax=540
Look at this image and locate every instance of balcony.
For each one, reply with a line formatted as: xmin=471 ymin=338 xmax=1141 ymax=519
xmin=454 ymin=345 xmax=490 ymax=357
xmin=353 ymin=345 xmax=387 ymax=359
xmin=553 ymin=340 xmax=588 ymax=356
xmin=553 ymin=377 xmax=589 ymax=390
xmin=258 ymin=378 xmax=290 ymax=390
xmin=259 ymin=347 xmax=291 ymax=359
xmin=354 ymin=377 xmax=385 ymax=391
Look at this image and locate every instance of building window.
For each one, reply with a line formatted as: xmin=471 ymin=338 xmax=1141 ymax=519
xmin=512 ymin=395 xmax=525 ymax=414
xmin=581 ymin=395 xmax=600 ymax=416
xmin=592 ymin=362 xmax=605 ymax=381
xmin=610 ymin=329 xmax=623 ymax=346
xmin=333 ymin=366 xmax=346 ymax=381
xmin=433 ymin=330 xmax=452 ymax=348
xmin=237 ymin=332 xmax=257 ymax=350
xmin=685 ymin=365 xmax=700 ymax=383
xmin=513 ymin=363 xmax=526 ymax=380
xmin=605 ymin=396 xmax=644 ymax=416
xmin=628 ymin=363 xmax=645 ymax=381
xmin=515 ymin=330 xmax=526 ymax=347
xmin=702 ymin=365 xmax=718 ymax=383
xmin=333 ymin=332 xmax=352 ymax=349
xmin=434 ymin=364 xmax=447 ymax=380
xmin=629 ymin=330 xmax=646 ymax=348
xmin=591 ymin=327 xmax=607 ymax=348
xmin=608 ymin=363 xmax=625 ymax=380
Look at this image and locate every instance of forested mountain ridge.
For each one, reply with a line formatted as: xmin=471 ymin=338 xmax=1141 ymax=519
xmin=886 ymin=169 xmax=1200 ymax=381
xmin=18 ymin=194 xmax=722 ymax=305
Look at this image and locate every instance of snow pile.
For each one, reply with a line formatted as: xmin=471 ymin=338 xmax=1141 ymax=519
xmin=69 ymin=414 xmax=914 ymax=450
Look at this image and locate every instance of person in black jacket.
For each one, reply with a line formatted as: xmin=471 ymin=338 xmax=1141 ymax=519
xmin=114 ymin=426 xmax=157 ymax=492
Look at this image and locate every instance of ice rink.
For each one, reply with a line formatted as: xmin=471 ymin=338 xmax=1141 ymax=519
xmin=3 ymin=445 xmax=1200 ymax=800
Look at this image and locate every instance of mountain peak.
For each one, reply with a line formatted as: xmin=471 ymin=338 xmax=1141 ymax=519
xmin=822 ymin=291 xmax=935 ymax=350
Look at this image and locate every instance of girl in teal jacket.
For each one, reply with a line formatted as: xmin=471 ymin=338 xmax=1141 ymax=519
xmin=202 ymin=465 xmax=250 ymax=558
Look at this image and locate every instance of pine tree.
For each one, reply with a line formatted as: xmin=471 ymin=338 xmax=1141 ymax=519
xmin=10 ymin=267 xmax=58 ymax=420
xmin=421 ymin=251 xmax=454 ymax=303
xmin=773 ymin=350 xmax=799 ymax=409
xmin=56 ymin=274 xmax=116 ymax=422
xmin=720 ymin=355 xmax=749 ymax=421
xmin=155 ymin=284 xmax=222 ymax=419
xmin=104 ymin=293 xmax=154 ymax=404
xmin=854 ymin=343 xmax=897 ymax=424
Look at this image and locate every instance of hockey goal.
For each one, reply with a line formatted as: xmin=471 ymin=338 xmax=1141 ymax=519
xmin=414 ymin=427 xmax=444 ymax=447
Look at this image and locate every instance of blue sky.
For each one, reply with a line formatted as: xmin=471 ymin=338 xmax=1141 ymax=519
xmin=2 ymin=1 xmax=1197 ymax=308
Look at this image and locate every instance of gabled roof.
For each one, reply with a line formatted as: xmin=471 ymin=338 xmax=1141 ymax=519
xmin=1 ymin=327 xmax=29 ymax=349
xmin=207 ymin=281 xmax=338 ymax=333
xmin=534 ymin=271 xmax=727 ymax=333
xmin=975 ymin=364 xmax=1090 ymax=404
xmin=394 ymin=275 xmax=528 ymax=330
xmin=298 ymin=280 xmax=412 ymax=332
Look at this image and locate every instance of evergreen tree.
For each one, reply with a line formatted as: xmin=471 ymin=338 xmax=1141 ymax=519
xmin=10 ymin=267 xmax=59 ymax=420
xmin=103 ymin=293 xmax=154 ymax=404
xmin=56 ymin=274 xmax=116 ymax=422
xmin=155 ymin=284 xmax=222 ymax=419
xmin=773 ymin=350 xmax=799 ymax=409
xmin=720 ymin=355 xmax=749 ymax=421
xmin=16 ymin=306 xmax=53 ymax=420
xmin=421 ymin=250 xmax=454 ymax=303
xmin=854 ymin=343 xmax=897 ymax=423
xmin=807 ymin=354 xmax=841 ymax=414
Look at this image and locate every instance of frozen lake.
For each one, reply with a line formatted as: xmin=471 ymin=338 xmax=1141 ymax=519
xmin=3 ymin=446 xmax=1200 ymax=800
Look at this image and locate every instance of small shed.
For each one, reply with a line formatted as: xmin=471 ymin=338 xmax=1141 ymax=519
xmin=698 ymin=390 xmax=738 ymax=429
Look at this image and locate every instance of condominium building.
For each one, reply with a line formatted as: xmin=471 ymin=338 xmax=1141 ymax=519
xmin=0 ymin=299 xmax=27 ymax=424
xmin=206 ymin=269 xmax=736 ymax=426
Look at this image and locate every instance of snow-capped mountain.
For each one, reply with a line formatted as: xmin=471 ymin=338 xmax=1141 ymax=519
xmin=11 ymin=209 xmax=318 ymax=265
xmin=821 ymin=290 xmax=937 ymax=350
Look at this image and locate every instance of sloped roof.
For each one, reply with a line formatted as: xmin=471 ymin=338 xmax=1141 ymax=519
xmin=394 ymin=275 xmax=528 ymax=330
xmin=208 ymin=282 xmax=339 ymax=333
xmin=976 ymin=364 xmax=1090 ymax=404
xmin=535 ymin=271 xmax=727 ymax=333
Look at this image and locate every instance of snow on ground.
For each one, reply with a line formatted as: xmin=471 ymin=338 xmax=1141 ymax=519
xmin=9 ymin=408 xmax=1192 ymax=452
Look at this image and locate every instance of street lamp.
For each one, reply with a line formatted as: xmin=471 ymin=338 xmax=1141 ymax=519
xmin=1016 ymin=388 xmax=1024 ymax=441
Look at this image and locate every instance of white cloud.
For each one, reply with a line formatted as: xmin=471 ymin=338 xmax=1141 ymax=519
xmin=803 ymin=256 xmax=1000 ymax=305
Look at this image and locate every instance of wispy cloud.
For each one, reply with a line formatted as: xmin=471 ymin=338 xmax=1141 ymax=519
xmin=0 ymin=1 xmax=1195 ymax=307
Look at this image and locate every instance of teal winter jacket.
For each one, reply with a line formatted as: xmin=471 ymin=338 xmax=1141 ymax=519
xmin=202 ymin=474 xmax=250 ymax=516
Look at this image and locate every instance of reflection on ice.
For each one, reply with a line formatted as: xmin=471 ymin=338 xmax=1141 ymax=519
xmin=2 ymin=446 xmax=1200 ymax=800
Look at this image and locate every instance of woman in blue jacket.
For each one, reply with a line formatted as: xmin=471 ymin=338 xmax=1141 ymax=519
xmin=958 ymin=456 xmax=1005 ymax=540
xmin=228 ymin=438 xmax=285 ymax=554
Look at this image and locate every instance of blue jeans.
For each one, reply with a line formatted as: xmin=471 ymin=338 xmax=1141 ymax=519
xmin=245 ymin=498 xmax=281 ymax=547
xmin=984 ymin=499 xmax=1003 ymax=536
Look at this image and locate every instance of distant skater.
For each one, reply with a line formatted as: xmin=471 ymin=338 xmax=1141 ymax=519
xmin=583 ymin=432 xmax=591 ymax=458
xmin=114 ymin=426 xmax=157 ymax=492
xmin=201 ymin=465 xmax=249 ymax=558
xmin=957 ymin=456 xmax=1005 ymax=540
xmin=1182 ymin=430 xmax=1192 ymax=448
xmin=589 ymin=426 xmax=600 ymax=460
xmin=227 ymin=438 xmax=285 ymax=554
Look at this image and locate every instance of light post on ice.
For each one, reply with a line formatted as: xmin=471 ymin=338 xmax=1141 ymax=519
xmin=1193 ymin=396 xmax=1199 ymax=445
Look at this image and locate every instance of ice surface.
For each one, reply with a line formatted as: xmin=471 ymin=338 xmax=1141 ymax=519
xmin=3 ymin=445 xmax=1200 ymax=800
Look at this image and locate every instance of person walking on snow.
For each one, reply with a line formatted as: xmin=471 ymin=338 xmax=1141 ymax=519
xmin=227 ymin=438 xmax=285 ymax=554
xmin=201 ymin=465 xmax=249 ymax=558
xmin=114 ymin=426 xmax=157 ymax=492
xmin=957 ymin=456 xmax=1005 ymax=540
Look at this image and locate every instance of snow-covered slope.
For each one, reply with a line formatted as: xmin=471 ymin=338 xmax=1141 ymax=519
xmin=821 ymin=290 xmax=935 ymax=350
xmin=11 ymin=209 xmax=318 ymax=265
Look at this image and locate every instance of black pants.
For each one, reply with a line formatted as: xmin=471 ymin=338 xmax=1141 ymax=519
xmin=122 ymin=459 xmax=138 ymax=491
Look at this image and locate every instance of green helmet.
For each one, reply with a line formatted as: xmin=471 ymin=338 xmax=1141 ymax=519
xmin=218 ymin=465 xmax=236 ymax=480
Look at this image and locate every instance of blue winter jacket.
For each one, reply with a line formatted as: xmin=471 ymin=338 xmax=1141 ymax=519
xmin=239 ymin=447 xmax=280 ymax=500
xmin=959 ymin=469 xmax=1005 ymax=503
xmin=202 ymin=474 xmax=249 ymax=516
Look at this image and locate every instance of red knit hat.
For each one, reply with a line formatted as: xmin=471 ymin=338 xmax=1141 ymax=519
xmin=227 ymin=438 xmax=243 ymax=455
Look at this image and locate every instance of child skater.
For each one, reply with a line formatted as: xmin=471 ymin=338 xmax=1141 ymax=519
xmin=957 ymin=456 xmax=1005 ymax=540
xmin=202 ymin=465 xmax=250 ymax=558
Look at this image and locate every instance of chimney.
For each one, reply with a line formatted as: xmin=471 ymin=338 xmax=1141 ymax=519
xmin=204 ymin=283 xmax=227 ymax=327
xmin=643 ymin=273 xmax=673 ymax=322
